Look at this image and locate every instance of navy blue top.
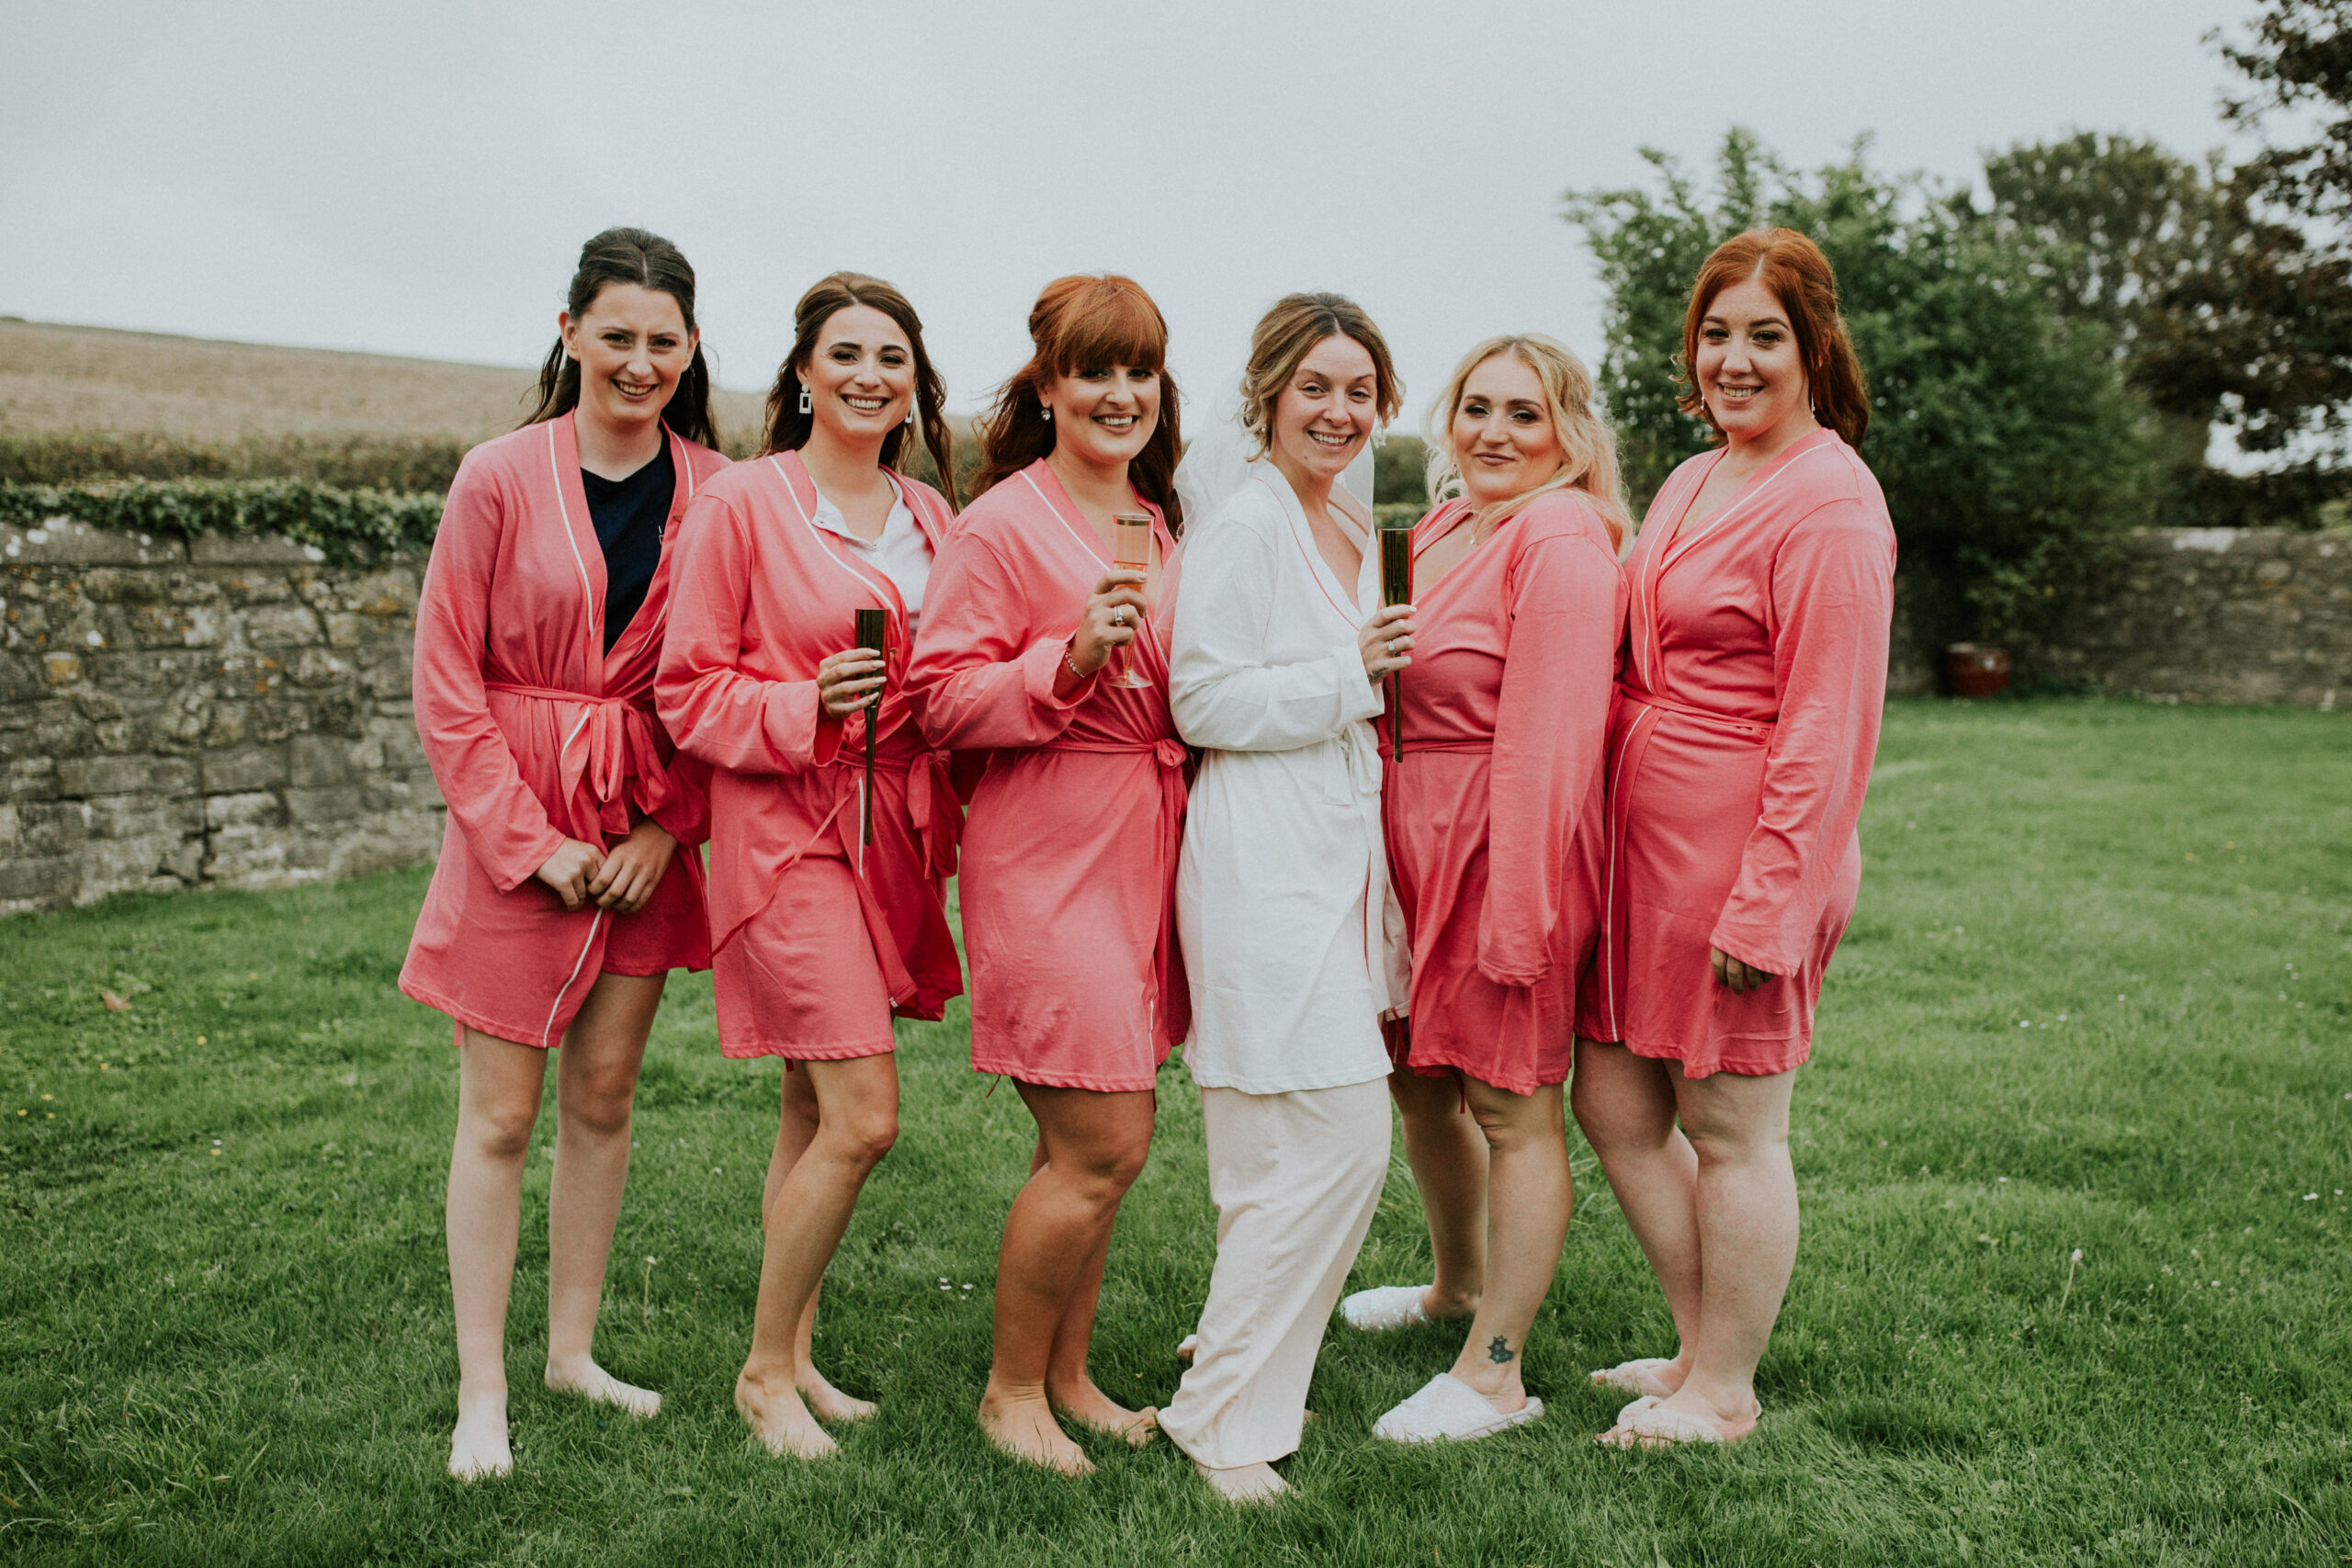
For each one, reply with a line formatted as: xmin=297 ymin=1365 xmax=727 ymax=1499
xmin=580 ymin=438 xmax=674 ymax=654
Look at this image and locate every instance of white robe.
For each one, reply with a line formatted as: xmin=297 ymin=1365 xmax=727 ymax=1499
xmin=1170 ymin=464 xmax=1396 ymax=1094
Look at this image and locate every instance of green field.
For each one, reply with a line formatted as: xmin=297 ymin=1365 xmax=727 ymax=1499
xmin=2 ymin=698 xmax=2347 ymax=1565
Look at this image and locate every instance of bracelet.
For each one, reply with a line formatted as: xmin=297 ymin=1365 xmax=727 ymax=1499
xmin=1063 ymin=647 xmax=1089 ymax=682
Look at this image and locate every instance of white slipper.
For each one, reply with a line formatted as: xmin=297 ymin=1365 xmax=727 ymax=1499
xmin=1340 ymin=1284 xmax=1432 ymax=1333
xmin=1589 ymin=1357 xmax=1678 ymax=1398
xmin=1598 ymin=1394 xmax=1757 ymax=1449
xmin=1372 ymin=1374 xmax=1544 ymax=1444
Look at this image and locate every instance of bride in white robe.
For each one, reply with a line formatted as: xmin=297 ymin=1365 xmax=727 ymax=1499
xmin=1159 ymin=294 xmax=1412 ymax=1503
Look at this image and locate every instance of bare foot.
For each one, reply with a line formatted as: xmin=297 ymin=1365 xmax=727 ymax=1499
xmin=1597 ymin=1391 xmax=1760 ymax=1450
xmin=1194 ymin=1460 xmax=1287 ymax=1505
xmin=736 ymin=1370 xmax=839 ymax=1460
xmin=798 ymin=1364 xmax=877 ymax=1425
xmin=545 ymin=1359 xmax=661 ymax=1418
xmin=448 ymin=1386 xmax=512 ymax=1482
xmin=978 ymin=1384 xmax=1093 ymax=1476
xmin=1049 ymin=1379 xmax=1158 ymax=1448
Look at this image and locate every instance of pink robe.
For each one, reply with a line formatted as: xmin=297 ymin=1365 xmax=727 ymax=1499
xmin=656 ymin=451 xmax=964 ymax=1059
xmin=906 ymin=459 xmax=1187 ymax=1092
xmin=401 ymin=414 xmax=727 ymax=1048
xmin=1576 ymin=428 xmax=1895 ymax=1077
xmin=1379 ymin=492 xmax=1625 ymax=1095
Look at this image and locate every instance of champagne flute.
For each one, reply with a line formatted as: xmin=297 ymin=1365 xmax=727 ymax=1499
xmin=1379 ymin=517 xmax=1413 ymax=760
xmin=854 ymin=607 xmax=888 ymax=843
xmin=1108 ymin=511 xmax=1154 ymax=689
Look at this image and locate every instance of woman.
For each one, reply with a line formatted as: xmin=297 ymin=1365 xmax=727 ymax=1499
xmin=401 ymin=227 xmax=729 ymax=1481
xmin=905 ymin=274 xmax=1184 ymax=1476
xmin=657 ymin=272 xmax=963 ymax=1461
xmin=1573 ymin=229 xmax=1894 ymax=1447
xmin=1159 ymin=295 xmax=1411 ymax=1503
xmin=1342 ymin=335 xmax=1628 ymax=1446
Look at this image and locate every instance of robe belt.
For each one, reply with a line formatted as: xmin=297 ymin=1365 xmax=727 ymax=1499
xmin=1396 ymin=739 xmax=1494 ymax=755
xmin=1615 ymin=682 xmax=1778 ymax=741
xmin=483 ymin=680 xmax=676 ymax=841
xmin=1045 ymin=738 xmax=1191 ymax=1036
xmin=865 ymin=747 xmax=962 ymax=878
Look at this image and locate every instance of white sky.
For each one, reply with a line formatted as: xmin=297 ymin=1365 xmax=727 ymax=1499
xmin=1 ymin=0 xmax=2260 ymax=429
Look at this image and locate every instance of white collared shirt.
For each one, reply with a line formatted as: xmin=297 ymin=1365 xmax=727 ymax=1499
xmin=808 ymin=478 xmax=934 ymax=631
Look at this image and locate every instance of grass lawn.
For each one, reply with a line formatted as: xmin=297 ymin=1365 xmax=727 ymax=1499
xmin=2 ymin=697 xmax=2347 ymax=1566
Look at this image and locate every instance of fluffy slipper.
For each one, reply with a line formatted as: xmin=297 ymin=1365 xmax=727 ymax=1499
xmin=1340 ymin=1284 xmax=1433 ymax=1334
xmin=1372 ymin=1374 xmax=1544 ymax=1445
xmin=1597 ymin=1394 xmax=1758 ymax=1449
xmin=1589 ymin=1357 xmax=1678 ymax=1399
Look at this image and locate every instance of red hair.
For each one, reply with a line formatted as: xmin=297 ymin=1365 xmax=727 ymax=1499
xmin=1679 ymin=229 xmax=1870 ymax=448
xmin=972 ymin=275 xmax=1185 ymax=529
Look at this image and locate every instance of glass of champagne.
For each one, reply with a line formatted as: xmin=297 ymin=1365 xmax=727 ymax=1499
xmin=1108 ymin=511 xmax=1154 ymax=688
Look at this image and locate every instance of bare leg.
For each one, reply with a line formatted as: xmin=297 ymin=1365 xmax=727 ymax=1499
xmin=544 ymin=972 xmax=666 ymax=1416
xmin=1387 ymin=1067 xmax=1488 ymax=1318
xmin=736 ymin=1054 xmax=900 ymax=1459
xmin=771 ymin=1067 xmax=875 ymax=1423
xmin=1445 ymin=1078 xmax=1573 ymax=1413
xmin=1046 ymin=1214 xmax=1153 ymax=1443
xmin=446 ymin=1029 xmax=550 ymax=1480
xmin=978 ymin=1084 xmax=1155 ymax=1475
xmin=1642 ymin=1065 xmax=1796 ymax=1433
xmin=1570 ymin=1039 xmax=1699 ymax=1393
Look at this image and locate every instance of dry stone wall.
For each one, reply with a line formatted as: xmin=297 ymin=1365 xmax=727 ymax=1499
xmin=2023 ymin=527 xmax=2352 ymax=707
xmin=0 ymin=517 xmax=438 ymax=914
xmin=2 ymin=517 xmax=2345 ymax=916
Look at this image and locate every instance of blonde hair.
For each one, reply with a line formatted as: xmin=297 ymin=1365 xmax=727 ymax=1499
xmin=1237 ymin=292 xmax=1403 ymax=459
xmin=1424 ymin=334 xmax=1630 ymax=550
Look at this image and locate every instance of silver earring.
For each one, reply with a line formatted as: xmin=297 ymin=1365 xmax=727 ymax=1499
xmin=798 ymin=383 xmax=812 ymax=415
xmin=906 ymin=402 xmax=916 ymax=427
xmin=1040 ymin=405 xmax=1052 ymax=423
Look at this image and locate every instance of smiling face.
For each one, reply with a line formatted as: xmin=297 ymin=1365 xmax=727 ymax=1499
xmin=560 ymin=282 xmax=695 ymax=435
xmin=798 ymin=303 xmax=916 ymax=445
xmin=1695 ymin=276 xmax=1815 ymax=447
xmin=1041 ymin=360 xmax=1160 ymax=469
xmin=1268 ymin=333 xmax=1378 ymax=487
xmin=1448 ymin=351 xmax=1566 ymax=508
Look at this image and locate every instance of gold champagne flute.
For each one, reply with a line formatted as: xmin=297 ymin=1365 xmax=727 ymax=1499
xmin=1109 ymin=511 xmax=1154 ymax=689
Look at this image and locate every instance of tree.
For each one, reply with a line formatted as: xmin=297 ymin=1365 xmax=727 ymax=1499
xmin=1565 ymin=131 xmax=2151 ymax=647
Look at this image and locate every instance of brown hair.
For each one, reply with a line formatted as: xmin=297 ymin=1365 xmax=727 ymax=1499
xmin=972 ymin=275 xmax=1183 ymax=529
xmin=524 ymin=227 xmax=718 ymax=449
xmin=1238 ymin=292 xmax=1403 ymax=459
xmin=1424 ymin=334 xmax=1632 ymax=550
xmin=762 ymin=272 xmax=957 ymax=506
xmin=1679 ymin=228 xmax=1870 ymax=449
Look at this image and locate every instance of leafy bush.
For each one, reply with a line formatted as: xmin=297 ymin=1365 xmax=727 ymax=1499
xmin=1566 ymin=130 xmax=2154 ymax=646
xmin=0 ymin=479 xmax=443 ymax=566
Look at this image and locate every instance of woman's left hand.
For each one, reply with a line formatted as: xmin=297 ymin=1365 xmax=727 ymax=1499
xmin=589 ymin=819 xmax=678 ymax=914
xmin=1709 ymin=946 xmax=1775 ymax=996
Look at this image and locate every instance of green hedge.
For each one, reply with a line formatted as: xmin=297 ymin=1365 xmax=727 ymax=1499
xmin=0 ymin=429 xmax=475 ymax=492
xmin=0 ymin=479 xmax=443 ymax=567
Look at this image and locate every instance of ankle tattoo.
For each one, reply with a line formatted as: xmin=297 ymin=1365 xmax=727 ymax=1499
xmin=1487 ymin=1335 xmax=1515 ymax=1365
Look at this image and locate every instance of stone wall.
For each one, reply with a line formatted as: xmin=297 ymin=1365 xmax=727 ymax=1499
xmin=2022 ymin=527 xmax=2352 ymax=707
xmin=0 ymin=517 xmax=438 ymax=915
xmin=2 ymin=517 xmax=2345 ymax=916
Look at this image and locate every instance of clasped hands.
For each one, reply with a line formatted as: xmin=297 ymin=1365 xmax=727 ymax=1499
xmin=535 ymin=818 xmax=678 ymax=915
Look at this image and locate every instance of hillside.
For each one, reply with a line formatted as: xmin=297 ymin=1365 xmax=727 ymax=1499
xmin=0 ymin=318 xmax=772 ymax=451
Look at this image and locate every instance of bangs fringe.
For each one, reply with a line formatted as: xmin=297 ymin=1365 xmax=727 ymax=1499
xmin=1048 ymin=277 xmax=1168 ymax=375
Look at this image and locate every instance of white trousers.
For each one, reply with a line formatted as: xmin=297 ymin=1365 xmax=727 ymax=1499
xmin=1159 ymin=1077 xmax=1391 ymax=1470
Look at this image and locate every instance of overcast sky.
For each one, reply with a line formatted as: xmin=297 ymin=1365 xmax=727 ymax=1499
xmin=2 ymin=0 xmax=2265 ymax=429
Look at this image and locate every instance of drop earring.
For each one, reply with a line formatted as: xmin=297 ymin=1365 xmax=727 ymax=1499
xmin=906 ymin=401 xmax=916 ymax=427
xmin=798 ymin=382 xmax=812 ymax=415
xmin=1040 ymin=405 xmax=1052 ymax=423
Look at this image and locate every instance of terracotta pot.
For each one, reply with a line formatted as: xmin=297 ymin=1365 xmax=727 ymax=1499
xmin=1945 ymin=642 xmax=2012 ymax=698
